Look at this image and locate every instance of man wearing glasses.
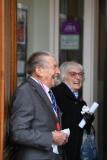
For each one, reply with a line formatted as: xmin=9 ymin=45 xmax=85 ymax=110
xmin=52 ymin=61 xmax=94 ymax=160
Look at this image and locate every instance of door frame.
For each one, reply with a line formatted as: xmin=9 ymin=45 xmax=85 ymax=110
xmin=0 ymin=0 xmax=17 ymax=159
xmin=83 ymin=0 xmax=99 ymax=140
xmin=49 ymin=0 xmax=59 ymax=60
xmin=83 ymin=0 xmax=99 ymax=106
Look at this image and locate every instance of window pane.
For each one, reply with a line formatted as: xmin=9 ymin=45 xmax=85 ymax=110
xmin=59 ymin=0 xmax=84 ymax=65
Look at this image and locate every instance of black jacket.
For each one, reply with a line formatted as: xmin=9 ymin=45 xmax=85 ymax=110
xmin=52 ymin=82 xmax=86 ymax=160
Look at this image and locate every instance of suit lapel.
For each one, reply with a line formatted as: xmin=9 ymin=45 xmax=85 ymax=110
xmin=27 ymin=77 xmax=57 ymax=121
xmin=61 ymin=82 xmax=76 ymax=100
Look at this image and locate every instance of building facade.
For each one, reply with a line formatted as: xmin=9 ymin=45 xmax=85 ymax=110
xmin=0 ymin=0 xmax=106 ymax=159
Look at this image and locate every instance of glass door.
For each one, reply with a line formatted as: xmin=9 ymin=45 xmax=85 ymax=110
xmin=59 ymin=0 xmax=84 ymax=65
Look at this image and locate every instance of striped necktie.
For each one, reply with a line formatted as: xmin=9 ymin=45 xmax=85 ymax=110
xmin=48 ymin=90 xmax=61 ymax=130
xmin=48 ymin=90 xmax=57 ymax=113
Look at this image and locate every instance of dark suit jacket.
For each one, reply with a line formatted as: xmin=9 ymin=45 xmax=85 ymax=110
xmin=10 ymin=77 xmax=59 ymax=160
xmin=52 ymin=82 xmax=86 ymax=160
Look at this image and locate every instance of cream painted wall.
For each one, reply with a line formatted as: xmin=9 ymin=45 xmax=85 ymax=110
xmin=29 ymin=0 xmax=50 ymax=55
xmin=17 ymin=0 xmax=50 ymax=57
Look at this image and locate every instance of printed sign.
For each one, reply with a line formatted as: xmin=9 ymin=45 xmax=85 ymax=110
xmin=60 ymin=20 xmax=80 ymax=50
xmin=61 ymin=35 xmax=80 ymax=50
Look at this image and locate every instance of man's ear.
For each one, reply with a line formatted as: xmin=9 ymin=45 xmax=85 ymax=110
xmin=35 ymin=66 xmax=44 ymax=77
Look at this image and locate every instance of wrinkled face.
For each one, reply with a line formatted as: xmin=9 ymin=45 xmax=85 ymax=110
xmin=40 ymin=56 xmax=60 ymax=88
xmin=65 ymin=67 xmax=84 ymax=92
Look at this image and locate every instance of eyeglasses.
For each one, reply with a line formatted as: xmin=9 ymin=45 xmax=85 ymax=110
xmin=69 ymin=71 xmax=84 ymax=78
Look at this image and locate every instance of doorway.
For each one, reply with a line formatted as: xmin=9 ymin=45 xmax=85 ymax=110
xmin=1 ymin=0 xmax=102 ymax=160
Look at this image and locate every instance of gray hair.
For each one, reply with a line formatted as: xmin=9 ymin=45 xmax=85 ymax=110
xmin=26 ymin=51 xmax=53 ymax=75
xmin=60 ymin=61 xmax=84 ymax=81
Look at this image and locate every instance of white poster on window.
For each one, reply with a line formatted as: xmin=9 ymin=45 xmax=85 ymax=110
xmin=61 ymin=35 xmax=80 ymax=50
xmin=60 ymin=20 xmax=80 ymax=50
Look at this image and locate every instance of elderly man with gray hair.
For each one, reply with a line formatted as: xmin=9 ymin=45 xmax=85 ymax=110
xmin=10 ymin=51 xmax=69 ymax=160
xmin=52 ymin=61 xmax=95 ymax=160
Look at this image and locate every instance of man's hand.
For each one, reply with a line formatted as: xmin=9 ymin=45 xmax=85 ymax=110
xmin=52 ymin=130 xmax=68 ymax=146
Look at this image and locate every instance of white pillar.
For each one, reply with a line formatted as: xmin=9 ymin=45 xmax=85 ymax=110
xmin=83 ymin=0 xmax=99 ymax=144
xmin=49 ymin=0 xmax=59 ymax=60
xmin=83 ymin=0 xmax=99 ymax=106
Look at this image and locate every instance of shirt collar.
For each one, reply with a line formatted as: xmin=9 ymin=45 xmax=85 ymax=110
xmin=64 ymin=81 xmax=79 ymax=98
xmin=30 ymin=76 xmax=50 ymax=92
xmin=30 ymin=76 xmax=39 ymax=84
